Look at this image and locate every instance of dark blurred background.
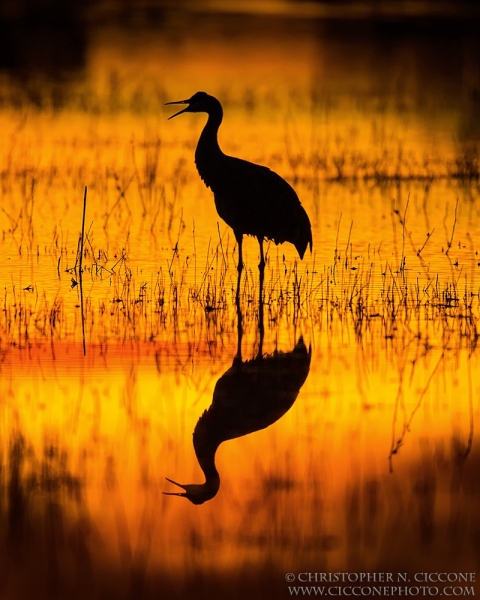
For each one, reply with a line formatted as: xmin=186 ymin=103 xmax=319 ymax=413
xmin=0 ymin=0 xmax=479 ymax=145
xmin=0 ymin=0 xmax=479 ymax=78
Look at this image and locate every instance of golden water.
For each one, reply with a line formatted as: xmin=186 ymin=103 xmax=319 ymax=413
xmin=0 ymin=9 xmax=479 ymax=599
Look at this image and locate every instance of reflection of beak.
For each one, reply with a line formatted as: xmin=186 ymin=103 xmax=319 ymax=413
xmin=165 ymin=100 xmax=189 ymax=120
xmin=163 ymin=477 xmax=187 ymax=496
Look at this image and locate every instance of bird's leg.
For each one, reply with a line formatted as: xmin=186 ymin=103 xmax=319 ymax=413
xmin=235 ymin=233 xmax=243 ymax=307
xmin=235 ymin=234 xmax=244 ymax=345
xmin=257 ymin=237 xmax=265 ymax=353
xmin=258 ymin=236 xmax=265 ymax=299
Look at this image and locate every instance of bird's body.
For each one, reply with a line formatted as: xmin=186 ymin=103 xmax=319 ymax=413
xmin=166 ymin=92 xmax=312 ymax=299
xmin=193 ymin=97 xmax=312 ymax=258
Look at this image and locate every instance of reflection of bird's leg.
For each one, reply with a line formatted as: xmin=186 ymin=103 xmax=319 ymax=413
xmin=236 ymin=297 xmax=243 ymax=360
xmin=258 ymin=293 xmax=264 ymax=356
xmin=236 ymin=306 xmax=243 ymax=360
xmin=235 ymin=232 xmax=243 ymax=306
xmin=258 ymin=236 xmax=265 ymax=353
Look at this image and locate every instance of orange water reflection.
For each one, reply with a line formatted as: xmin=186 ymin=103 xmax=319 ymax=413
xmin=1 ymin=334 xmax=479 ymax=597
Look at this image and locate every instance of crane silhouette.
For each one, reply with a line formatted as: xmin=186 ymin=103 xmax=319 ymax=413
xmin=166 ymin=91 xmax=313 ymax=303
xmin=163 ymin=334 xmax=311 ymax=504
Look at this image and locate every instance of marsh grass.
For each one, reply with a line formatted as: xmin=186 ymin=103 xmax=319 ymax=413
xmin=0 ymin=172 xmax=478 ymax=353
xmin=3 ymin=73 xmax=480 ymax=186
xmin=1 ymin=197 xmax=480 ymax=361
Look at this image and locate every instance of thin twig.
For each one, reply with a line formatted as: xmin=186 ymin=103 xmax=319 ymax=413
xmin=79 ymin=186 xmax=87 ymax=356
xmin=417 ymin=229 xmax=435 ymax=255
xmin=446 ymin=197 xmax=459 ymax=255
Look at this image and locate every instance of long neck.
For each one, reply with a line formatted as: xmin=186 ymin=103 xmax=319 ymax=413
xmin=192 ymin=409 xmax=222 ymax=499
xmin=197 ymin=445 xmax=220 ymax=492
xmin=194 ymin=104 xmax=224 ymax=188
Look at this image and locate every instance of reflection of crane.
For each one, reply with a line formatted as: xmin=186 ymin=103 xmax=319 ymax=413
xmin=164 ymin=337 xmax=311 ymax=504
xmin=166 ymin=92 xmax=313 ymax=301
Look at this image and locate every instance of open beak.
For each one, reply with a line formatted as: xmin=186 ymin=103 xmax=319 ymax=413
xmin=165 ymin=100 xmax=190 ymax=120
xmin=163 ymin=477 xmax=187 ymax=496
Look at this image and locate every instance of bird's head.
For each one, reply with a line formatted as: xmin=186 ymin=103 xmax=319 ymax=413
xmin=165 ymin=91 xmax=220 ymax=119
xmin=163 ymin=477 xmax=219 ymax=505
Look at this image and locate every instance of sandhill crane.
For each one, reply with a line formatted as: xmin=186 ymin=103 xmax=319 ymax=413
xmin=163 ymin=336 xmax=311 ymax=504
xmin=166 ymin=91 xmax=313 ymax=302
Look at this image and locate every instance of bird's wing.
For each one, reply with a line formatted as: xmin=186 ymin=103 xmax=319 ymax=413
xmin=214 ymin=156 xmax=309 ymax=246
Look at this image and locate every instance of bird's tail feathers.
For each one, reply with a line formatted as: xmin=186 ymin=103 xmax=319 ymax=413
xmin=294 ymin=224 xmax=313 ymax=260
